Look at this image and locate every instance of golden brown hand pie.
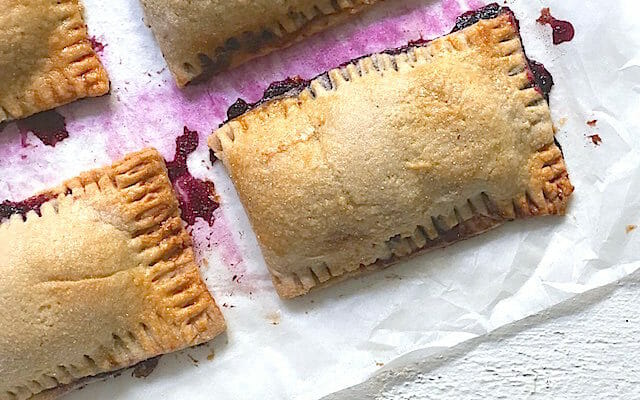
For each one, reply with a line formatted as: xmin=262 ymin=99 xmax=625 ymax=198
xmin=139 ymin=0 xmax=380 ymax=86
xmin=209 ymin=9 xmax=574 ymax=298
xmin=0 ymin=0 xmax=109 ymax=123
xmin=0 ymin=149 xmax=225 ymax=399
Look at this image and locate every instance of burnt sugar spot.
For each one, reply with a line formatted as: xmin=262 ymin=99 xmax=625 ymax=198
xmin=537 ymin=8 xmax=575 ymax=45
xmin=588 ymin=134 xmax=602 ymax=146
xmin=166 ymin=127 xmax=220 ymax=226
xmin=16 ymin=110 xmax=69 ymax=147
xmin=586 ymin=119 xmax=601 ymax=146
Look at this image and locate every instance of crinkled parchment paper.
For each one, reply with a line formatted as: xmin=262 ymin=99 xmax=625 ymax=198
xmin=0 ymin=0 xmax=639 ymax=399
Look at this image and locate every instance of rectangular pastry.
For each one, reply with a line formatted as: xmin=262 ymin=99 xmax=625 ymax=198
xmin=139 ymin=0 xmax=380 ymax=86
xmin=0 ymin=0 xmax=109 ymax=123
xmin=0 ymin=149 xmax=225 ymax=399
xmin=209 ymin=5 xmax=574 ymax=298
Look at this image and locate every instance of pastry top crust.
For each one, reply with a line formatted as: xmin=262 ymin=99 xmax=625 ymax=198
xmin=210 ymin=14 xmax=573 ymax=298
xmin=140 ymin=0 xmax=379 ymax=86
xmin=0 ymin=0 xmax=109 ymax=122
xmin=0 ymin=149 xmax=225 ymax=400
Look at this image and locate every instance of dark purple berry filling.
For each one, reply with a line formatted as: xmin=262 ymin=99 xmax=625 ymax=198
xmin=16 ymin=110 xmax=69 ymax=147
xmin=0 ymin=193 xmax=56 ymax=221
xmin=166 ymin=127 xmax=220 ymax=226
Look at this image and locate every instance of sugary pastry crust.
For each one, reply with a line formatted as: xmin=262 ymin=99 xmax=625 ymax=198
xmin=210 ymin=14 xmax=574 ymax=299
xmin=0 ymin=0 xmax=109 ymax=123
xmin=139 ymin=0 xmax=380 ymax=86
xmin=0 ymin=149 xmax=225 ymax=400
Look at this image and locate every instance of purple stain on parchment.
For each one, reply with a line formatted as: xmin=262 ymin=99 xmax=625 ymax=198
xmin=442 ymin=0 xmax=463 ymax=19
xmin=466 ymin=0 xmax=486 ymax=9
xmin=191 ymin=209 xmax=247 ymax=279
xmin=210 ymin=214 xmax=244 ymax=269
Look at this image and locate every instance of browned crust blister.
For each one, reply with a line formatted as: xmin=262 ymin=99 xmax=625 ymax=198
xmin=210 ymin=14 xmax=574 ymax=299
xmin=140 ymin=0 xmax=380 ymax=86
xmin=0 ymin=0 xmax=109 ymax=122
xmin=0 ymin=149 xmax=225 ymax=399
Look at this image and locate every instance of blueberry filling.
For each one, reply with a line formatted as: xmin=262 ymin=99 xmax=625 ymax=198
xmin=0 ymin=193 xmax=56 ymax=221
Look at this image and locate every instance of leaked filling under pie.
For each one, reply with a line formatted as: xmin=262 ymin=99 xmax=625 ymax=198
xmin=210 ymin=4 xmax=574 ymax=299
xmin=139 ymin=0 xmax=381 ymax=86
xmin=223 ymin=4 xmax=555 ymax=121
xmin=0 ymin=149 xmax=225 ymax=399
xmin=0 ymin=0 xmax=109 ymax=123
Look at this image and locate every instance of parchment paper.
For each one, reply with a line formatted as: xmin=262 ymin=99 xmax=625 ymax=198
xmin=1 ymin=0 xmax=639 ymax=399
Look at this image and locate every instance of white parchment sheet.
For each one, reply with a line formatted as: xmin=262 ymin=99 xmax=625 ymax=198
xmin=1 ymin=0 xmax=639 ymax=399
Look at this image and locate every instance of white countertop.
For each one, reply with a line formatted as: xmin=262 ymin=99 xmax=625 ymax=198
xmin=325 ymin=271 xmax=640 ymax=399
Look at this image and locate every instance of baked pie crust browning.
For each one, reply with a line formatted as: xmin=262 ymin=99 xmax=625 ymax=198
xmin=0 ymin=149 xmax=225 ymax=399
xmin=210 ymin=14 xmax=574 ymax=298
xmin=0 ymin=0 xmax=109 ymax=122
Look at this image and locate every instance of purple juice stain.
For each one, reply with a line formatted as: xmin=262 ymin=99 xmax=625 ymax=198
xmin=15 ymin=110 xmax=69 ymax=147
xmin=537 ymin=8 xmax=575 ymax=45
xmin=0 ymin=193 xmax=55 ymax=221
xmin=89 ymin=36 xmax=107 ymax=55
xmin=166 ymin=127 xmax=219 ymax=226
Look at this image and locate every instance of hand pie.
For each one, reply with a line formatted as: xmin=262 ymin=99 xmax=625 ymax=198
xmin=139 ymin=0 xmax=380 ymax=86
xmin=0 ymin=0 xmax=109 ymax=123
xmin=0 ymin=149 xmax=225 ymax=399
xmin=209 ymin=6 xmax=574 ymax=298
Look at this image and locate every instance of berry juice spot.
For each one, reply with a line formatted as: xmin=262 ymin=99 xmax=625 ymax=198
xmin=166 ymin=127 xmax=219 ymax=226
xmin=537 ymin=8 xmax=575 ymax=45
